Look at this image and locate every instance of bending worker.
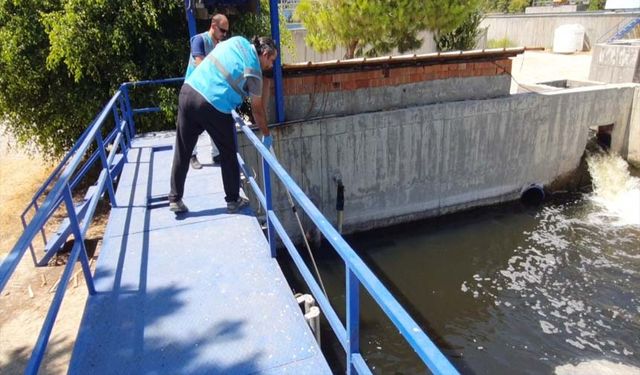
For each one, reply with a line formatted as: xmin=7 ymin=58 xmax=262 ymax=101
xmin=169 ymin=36 xmax=277 ymax=213
xmin=186 ymin=13 xmax=229 ymax=170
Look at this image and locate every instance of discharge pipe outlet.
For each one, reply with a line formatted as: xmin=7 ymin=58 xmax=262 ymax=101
xmin=521 ymin=183 xmax=545 ymax=206
xmin=334 ymin=174 xmax=345 ymax=234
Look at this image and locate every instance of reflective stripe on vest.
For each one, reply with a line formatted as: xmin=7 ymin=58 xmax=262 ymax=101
xmin=185 ymin=36 xmax=262 ymax=114
xmin=185 ymin=32 xmax=215 ymax=78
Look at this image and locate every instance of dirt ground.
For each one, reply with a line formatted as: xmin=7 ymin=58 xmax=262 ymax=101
xmin=0 ymin=130 xmax=109 ymax=374
xmin=0 ymin=50 xmax=595 ymax=374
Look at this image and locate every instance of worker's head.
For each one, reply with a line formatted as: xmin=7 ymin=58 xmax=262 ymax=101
xmin=252 ymin=36 xmax=278 ymax=71
xmin=210 ymin=14 xmax=229 ymax=42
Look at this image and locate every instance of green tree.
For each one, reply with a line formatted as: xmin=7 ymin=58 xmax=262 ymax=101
xmin=0 ymin=0 xmax=291 ymax=158
xmin=296 ymin=0 xmax=478 ymax=59
xmin=434 ymin=10 xmax=484 ymax=52
xmin=0 ymin=0 xmax=186 ymax=158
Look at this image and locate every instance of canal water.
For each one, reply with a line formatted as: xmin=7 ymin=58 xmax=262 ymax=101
xmin=282 ymin=152 xmax=640 ymax=374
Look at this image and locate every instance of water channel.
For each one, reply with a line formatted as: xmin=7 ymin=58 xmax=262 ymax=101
xmin=282 ymin=152 xmax=640 ymax=374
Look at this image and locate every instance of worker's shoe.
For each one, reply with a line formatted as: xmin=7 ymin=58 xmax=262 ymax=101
xmin=169 ymin=199 xmax=189 ymax=213
xmin=227 ymin=197 xmax=249 ymax=213
xmin=190 ymin=155 xmax=202 ymax=170
xmin=212 ymin=154 xmax=222 ymax=165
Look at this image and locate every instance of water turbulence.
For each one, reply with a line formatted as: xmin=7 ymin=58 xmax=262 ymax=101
xmin=461 ymin=153 xmax=640 ymax=372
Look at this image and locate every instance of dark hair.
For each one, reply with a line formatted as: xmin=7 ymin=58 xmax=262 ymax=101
xmin=252 ymin=36 xmax=277 ymax=56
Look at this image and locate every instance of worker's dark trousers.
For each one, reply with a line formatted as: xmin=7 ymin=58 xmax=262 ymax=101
xmin=169 ymin=84 xmax=240 ymax=204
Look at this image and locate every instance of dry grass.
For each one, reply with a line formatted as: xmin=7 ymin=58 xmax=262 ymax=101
xmin=0 ymin=151 xmax=55 ymax=258
xmin=0 ymin=134 xmax=111 ymax=374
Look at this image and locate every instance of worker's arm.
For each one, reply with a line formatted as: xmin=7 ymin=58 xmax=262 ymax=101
xmin=250 ymin=94 xmax=270 ymax=137
xmin=191 ymin=36 xmax=206 ymax=66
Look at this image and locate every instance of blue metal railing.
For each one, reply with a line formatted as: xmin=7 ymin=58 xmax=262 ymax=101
xmin=232 ymin=110 xmax=459 ymax=374
xmin=1 ymin=75 xmax=456 ymax=374
xmin=0 ymin=78 xmax=182 ymax=374
xmin=609 ymin=17 xmax=640 ymax=42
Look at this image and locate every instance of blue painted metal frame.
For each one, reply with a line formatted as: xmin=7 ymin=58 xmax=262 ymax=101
xmin=0 ymin=77 xmax=184 ymax=374
xmin=232 ymin=110 xmax=459 ymax=375
xmin=1 ymin=72 xmax=455 ymax=373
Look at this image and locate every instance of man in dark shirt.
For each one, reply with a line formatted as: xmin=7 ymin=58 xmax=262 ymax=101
xmin=188 ymin=14 xmax=229 ymax=170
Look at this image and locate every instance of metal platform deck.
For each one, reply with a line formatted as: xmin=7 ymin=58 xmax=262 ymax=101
xmin=68 ymin=132 xmax=330 ymax=374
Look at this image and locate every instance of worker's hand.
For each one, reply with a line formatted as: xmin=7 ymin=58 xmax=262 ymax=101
xmin=262 ymin=135 xmax=273 ymax=150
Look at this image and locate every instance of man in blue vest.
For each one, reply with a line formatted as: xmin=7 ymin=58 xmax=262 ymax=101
xmin=169 ymin=36 xmax=277 ymax=214
xmin=188 ymin=14 xmax=229 ymax=170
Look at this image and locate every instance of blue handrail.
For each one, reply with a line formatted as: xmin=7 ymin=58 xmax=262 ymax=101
xmin=0 ymin=77 xmax=184 ymax=374
xmin=1 ymin=76 xmax=456 ymax=374
xmin=232 ymin=110 xmax=459 ymax=375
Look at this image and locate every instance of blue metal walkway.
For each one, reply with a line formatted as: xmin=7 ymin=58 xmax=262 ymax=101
xmin=67 ymin=132 xmax=331 ymax=374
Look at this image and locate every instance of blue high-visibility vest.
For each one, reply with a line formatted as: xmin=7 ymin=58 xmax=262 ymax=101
xmin=186 ymin=36 xmax=262 ymax=114
xmin=185 ymin=31 xmax=216 ymax=78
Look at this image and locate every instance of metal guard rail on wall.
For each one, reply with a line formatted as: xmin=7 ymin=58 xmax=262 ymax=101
xmin=0 ymin=77 xmax=183 ymax=374
xmin=232 ymin=110 xmax=459 ymax=375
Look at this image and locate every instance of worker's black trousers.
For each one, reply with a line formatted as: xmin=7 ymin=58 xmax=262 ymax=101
xmin=169 ymin=84 xmax=239 ymax=204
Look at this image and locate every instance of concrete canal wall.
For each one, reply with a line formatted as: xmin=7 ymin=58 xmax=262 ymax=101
xmin=240 ymin=83 xmax=639 ymax=234
xmin=238 ymin=50 xmax=640 ymax=235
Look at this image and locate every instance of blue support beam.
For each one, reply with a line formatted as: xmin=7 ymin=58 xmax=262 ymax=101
xmin=184 ymin=0 xmax=197 ymax=40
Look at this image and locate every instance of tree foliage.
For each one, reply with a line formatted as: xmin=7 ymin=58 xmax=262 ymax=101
xmin=588 ymin=0 xmax=606 ymax=10
xmin=0 ymin=0 xmax=186 ymax=158
xmin=296 ymin=0 xmax=479 ymax=59
xmin=434 ymin=10 xmax=484 ymax=51
xmin=0 ymin=0 xmax=291 ymax=159
xmin=481 ymin=0 xmax=532 ymax=13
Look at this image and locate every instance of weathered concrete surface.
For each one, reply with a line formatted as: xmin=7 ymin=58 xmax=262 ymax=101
xmin=589 ymin=42 xmax=640 ymax=83
xmin=267 ymin=75 xmax=512 ymax=123
xmin=616 ymin=86 xmax=640 ymax=167
xmin=240 ymin=83 xmax=639 ymax=234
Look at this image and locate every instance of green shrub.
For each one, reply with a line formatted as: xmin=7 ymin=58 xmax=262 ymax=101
xmin=487 ymin=38 xmax=516 ymax=48
xmin=434 ymin=10 xmax=485 ymax=52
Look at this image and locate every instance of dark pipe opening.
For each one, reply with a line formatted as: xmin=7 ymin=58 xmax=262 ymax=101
xmin=596 ymin=124 xmax=613 ymax=150
xmin=521 ymin=183 xmax=545 ymax=206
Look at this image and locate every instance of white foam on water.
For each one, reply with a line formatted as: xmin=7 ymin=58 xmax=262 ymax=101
xmin=587 ymin=153 xmax=640 ymax=227
xmin=555 ymin=359 xmax=640 ymax=375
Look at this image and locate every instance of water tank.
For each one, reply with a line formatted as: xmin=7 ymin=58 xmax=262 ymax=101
xmin=553 ymin=24 xmax=585 ymax=54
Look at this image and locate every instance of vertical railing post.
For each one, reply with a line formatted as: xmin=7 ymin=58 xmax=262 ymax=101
xmin=111 ymin=103 xmax=128 ymax=163
xmin=346 ymin=266 xmax=360 ymax=374
xmin=117 ymin=95 xmax=132 ymax=150
xmin=95 ymin=132 xmax=117 ymax=207
xmin=120 ymin=85 xmax=136 ymax=138
xmin=263 ymin=157 xmax=276 ymax=258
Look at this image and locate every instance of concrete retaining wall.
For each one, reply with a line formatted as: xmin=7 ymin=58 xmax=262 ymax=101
xmin=481 ymin=11 xmax=640 ymax=49
xmin=239 ymin=83 xmax=639 ymax=235
xmin=589 ymin=42 xmax=640 ymax=83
